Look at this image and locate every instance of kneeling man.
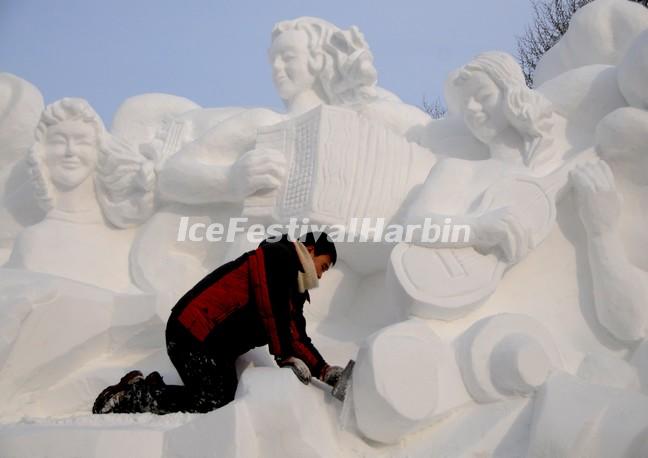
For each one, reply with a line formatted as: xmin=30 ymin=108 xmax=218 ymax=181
xmin=93 ymin=232 xmax=342 ymax=414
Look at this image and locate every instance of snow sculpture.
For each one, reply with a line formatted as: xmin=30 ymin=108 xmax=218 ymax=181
xmin=537 ymin=64 xmax=626 ymax=139
xmin=0 ymin=274 xmax=56 ymax=370
xmin=617 ymin=29 xmax=648 ymax=109
xmin=571 ymin=160 xmax=648 ymax=342
xmin=0 ymin=100 xmax=164 ymax=418
xmin=535 ymin=20 xmax=648 ymax=142
xmin=632 ymin=340 xmax=648 ymax=394
xmin=267 ymin=17 xmax=429 ymax=139
xmin=244 ymin=104 xmax=434 ymax=226
xmin=0 ymin=269 xmax=160 ymax=418
xmin=5 ymin=98 xmax=155 ymax=292
xmin=351 ymin=319 xmax=441 ymax=444
xmin=111 ymin=93 xmax=203 ymax=151
xmin=457 ymin=313 xmax=563 ymax=403
xmin=528 ymin=373 xmax=648 ymax=457
xmin=571 ymin=31 xmax=648 ymax=344
xmin=390 ymin=51 xmax=589 ymax=319
xmin=0 ymin=73 xmax=44 ymax=168
xmin=165 ymin=402 xmax=258 ymax=458
xmin=5 ymin=2 xmax=648 ymax=456
xmin=534 ymin=0 xmax=648 ymax=85
xmin=235 ymin=367 xmax=341 ymax=456
xmin=0 ymin=400 xmax=256 ymax=458
xmin=152 ymin=16 xmax=428 ymax=211
xmin=0 ymin=73 xmax=45 ymax=264
xmin=577 ymin=352 xmax=640 ymax=390
xmin=124 ymin=17 xmax=432 ymax=304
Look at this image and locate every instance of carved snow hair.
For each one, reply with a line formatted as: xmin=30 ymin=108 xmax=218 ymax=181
xmin=271 ymin=17 xmax=379 ymax=105
xmin=447 ymin=52 xmax=556 ymax=169
xmin=28 ymin=98 xmax=155 ymax=228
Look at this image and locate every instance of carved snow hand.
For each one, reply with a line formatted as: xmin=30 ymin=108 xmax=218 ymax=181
xmin=229 ymin=148 xmax=287 ymax=200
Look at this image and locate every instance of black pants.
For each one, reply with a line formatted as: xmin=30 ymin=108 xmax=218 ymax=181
xmin=117 ymin=320 xmax=238 ymax=414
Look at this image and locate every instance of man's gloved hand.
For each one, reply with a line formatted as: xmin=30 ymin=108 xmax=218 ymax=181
xmin=278 ymin=357 xmax=311 ymax=385
xmin=320 ymin=365 xmax=344 ymax=387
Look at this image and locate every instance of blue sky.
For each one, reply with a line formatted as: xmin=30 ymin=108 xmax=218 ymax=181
xmin=0 ymin=0 xmax=533 ymax=123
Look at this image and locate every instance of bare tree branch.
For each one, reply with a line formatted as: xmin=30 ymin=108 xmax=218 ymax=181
xmin=421 ymin=95 xmax=447 ymax=120
xmin=517 ymin=0 xmax=593 ymax=87
xmin=517 ymin=0 xmax=647 ymax=87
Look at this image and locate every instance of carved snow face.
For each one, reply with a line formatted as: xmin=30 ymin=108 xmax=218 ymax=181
xmin=458 ymin=71 xmax=510 ymax=145
xmin=269 ymin=30 xmax=318 ymax=104
xmin=44 ymin=120 xmax=98 ymax=191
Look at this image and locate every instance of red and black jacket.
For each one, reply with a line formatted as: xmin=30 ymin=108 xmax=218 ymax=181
xmin=169 ymin=237 xmax=328 ymax=378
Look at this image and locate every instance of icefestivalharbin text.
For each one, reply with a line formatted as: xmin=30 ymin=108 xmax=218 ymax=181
xmin=175 ymin=216 xmax=472 ymax=244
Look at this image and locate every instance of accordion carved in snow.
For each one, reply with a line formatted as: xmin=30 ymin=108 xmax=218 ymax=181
xmin=243 ymin=105 xmax=435 ymax=226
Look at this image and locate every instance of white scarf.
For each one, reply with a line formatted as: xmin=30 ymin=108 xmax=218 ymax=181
xmin=294 ymin=241 xmax=319 ymax=293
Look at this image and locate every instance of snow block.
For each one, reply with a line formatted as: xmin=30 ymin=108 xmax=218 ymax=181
xmin=352 ymin=319 xmax=441 ymax=444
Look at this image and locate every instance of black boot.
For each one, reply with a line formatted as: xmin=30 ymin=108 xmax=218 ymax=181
xmin=144 ymin=371 xmax=165 ymax=387
xmin=92 ymin=370 xmax=145 ymax=414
